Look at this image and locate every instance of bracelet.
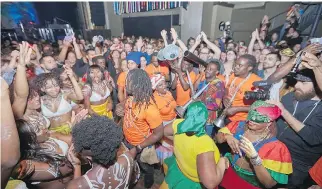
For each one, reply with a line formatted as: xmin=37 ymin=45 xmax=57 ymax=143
xmin=71 ymin=162 xmax=81 ymax=166
xmin=250 ymin=155 xmax=262 ymax=166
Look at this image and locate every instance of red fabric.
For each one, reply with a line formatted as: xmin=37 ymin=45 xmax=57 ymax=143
xmin=309 ymin=156 xmax=322 ymax=187
xmin=256 ymin=105 xmax=281 ymax=121
xmin=220 ymin=166 xmax=260 ymax=189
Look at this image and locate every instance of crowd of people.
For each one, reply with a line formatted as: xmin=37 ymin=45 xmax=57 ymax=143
xmin=1 ymin=10 xmax=322 ymax=189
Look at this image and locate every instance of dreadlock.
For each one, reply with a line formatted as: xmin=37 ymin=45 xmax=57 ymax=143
xmin=126 ymin=69 xmax=154 ymax=109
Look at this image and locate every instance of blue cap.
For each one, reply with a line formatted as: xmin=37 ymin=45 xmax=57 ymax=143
xmin=126 ymin=52 xmax=143 ymax=65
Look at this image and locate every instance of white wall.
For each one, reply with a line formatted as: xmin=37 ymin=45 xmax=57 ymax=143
xmin=181 ymin=2 xmax=204 ymax=42
xmin=213 ymin=5 xmax=233 ymax=40
xmin=105 ymin=2 xmax=123 ymax=37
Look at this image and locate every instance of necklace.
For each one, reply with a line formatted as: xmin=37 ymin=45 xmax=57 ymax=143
xmin=227 ymin=74 xmax=251 ymax=107
xmin=279 ymin=100 xmax=321 ymax=138
xmin=233 ymin=129 xmax=271 ymax=171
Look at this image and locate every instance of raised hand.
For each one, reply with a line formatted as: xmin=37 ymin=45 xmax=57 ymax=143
xmin=301 ymin=52 xmax=322 ymax=69
xmin=161 ymin=29 xmax=167 ymax=38
xmin=195 ymin=34 xmax=202 ymax=44
xmin=10 ymin=50 xmax=20 ymax=58
xmin=63 ymin=65 xmax=75 ymax=79
xmin=63 ymin=38 xmax=71 ymax=47
xmin=170 ymin=28 xmax=178 ymax=41
xmin=302 ymin=43 xmax=322 ymax=55
xmin=19 ymin=41 xmax=32 ymax=66
xmin=251 ymin=29 xmax=257 ymax=39
xmin=200 ymin=31 xmax=207 ymax=41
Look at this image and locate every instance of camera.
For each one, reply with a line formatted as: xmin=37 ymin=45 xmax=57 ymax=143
xmin=244 ymin=80 xmax=272 ymax=101
xmin=245 ymin=89 xmax=270 ymax=101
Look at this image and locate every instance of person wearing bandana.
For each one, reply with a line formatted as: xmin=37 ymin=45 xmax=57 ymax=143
xmin=218 ymin=100 xmax=293 ymax=189
xmin=268 ymin=69 xmax=322 ymax=189
xmin=161 ymin=101 xmax=229 ymax=189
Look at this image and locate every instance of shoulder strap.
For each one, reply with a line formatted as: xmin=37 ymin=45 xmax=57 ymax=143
xmin=255 ymin=137 xmax=277 ymax=152
xmin=83 ymin=174 xmax=94 ymax=188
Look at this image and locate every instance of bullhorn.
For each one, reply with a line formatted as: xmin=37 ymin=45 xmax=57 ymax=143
xmin=175 ymin=83 xmax=210 ymax=117
xmin=184 ymin=50 xmax=207 ymax=67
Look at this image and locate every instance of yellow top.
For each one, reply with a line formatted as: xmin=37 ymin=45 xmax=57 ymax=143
xmin=172 ymin=119 xmax=221 ymax=182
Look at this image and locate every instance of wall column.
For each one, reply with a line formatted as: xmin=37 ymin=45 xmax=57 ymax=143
xmin=180 ymin=2 xmax=203 ymax=43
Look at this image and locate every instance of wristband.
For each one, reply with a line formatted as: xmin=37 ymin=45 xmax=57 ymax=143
xmin=250 ymin=155 xmax=262 ymax=166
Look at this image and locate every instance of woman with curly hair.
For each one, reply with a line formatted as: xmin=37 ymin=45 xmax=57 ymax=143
xmin=65 ymin=116 xmax=139 ymax=189
xmin=34 ymin=71 xmax=83 ymax=135
xmin=11 ymin=120 xmax=73 ymax=189
xmin=82 ymin=65 xmax=113 ymax=119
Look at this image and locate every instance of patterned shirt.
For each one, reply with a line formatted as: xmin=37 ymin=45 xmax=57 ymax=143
xmin=197 ymin=78 xmax=225 ymax=124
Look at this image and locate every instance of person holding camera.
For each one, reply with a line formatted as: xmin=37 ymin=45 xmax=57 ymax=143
xmin=267 ymin=57 xmax=322 ymax=188
xmin=219 ymin=54 xmax=262 ymax=132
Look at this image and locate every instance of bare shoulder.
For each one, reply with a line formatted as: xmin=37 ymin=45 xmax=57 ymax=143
xmin=65 ymin=176 xmax=87 ymax=189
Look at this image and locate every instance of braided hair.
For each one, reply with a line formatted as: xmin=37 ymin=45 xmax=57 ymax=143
xmin=126 ymin=68 xmax=154 ymax=109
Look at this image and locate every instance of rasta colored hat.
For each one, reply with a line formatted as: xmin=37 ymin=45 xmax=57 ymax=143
xmin=150 ymin=74 xmax=165 ymax=90
xmin=176 ymin=101 xmax=208 ymax=137
xmin=126 ymin=52 xmax=142 ymax=65
xmin=247 ymin=100 xmax=281 ymax=123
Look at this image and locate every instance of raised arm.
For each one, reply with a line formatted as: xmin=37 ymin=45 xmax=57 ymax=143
xmin=301 ymin=50 xmax=322 ymax=91
xmin=189 ymin=34 xmax=201 ymax=53
xmin=161 ymin=29 xmax=168 ymax=46
xmin=201 ymin=32 xmax=221 ymax=59
xmin=65 ymin=66 xmax=84 ymax=101
xmin=255 ymin=29 xmax=265 ymax=50
xmin=248 ymin=30 xmax=257 ymax=55
xmin=1 ymin=77 xmax=20 ymax=187
xmin=73 ymin=36 xmax=83 ymax=59
xmin=268 ymin=100 xmax=322 ymax=146
xmin=58 ymin=39 xmax=71 ymax=62
xmin=12 ymin=42 xmax=32 ymax=118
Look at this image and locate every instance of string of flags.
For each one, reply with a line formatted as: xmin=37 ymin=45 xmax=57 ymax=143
xmin=113 ymin=2 xmax=189 ymax=15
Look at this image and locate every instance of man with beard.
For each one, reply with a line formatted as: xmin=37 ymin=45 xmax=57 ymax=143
xmin=267 ymin=69 xmax=322 ymax=189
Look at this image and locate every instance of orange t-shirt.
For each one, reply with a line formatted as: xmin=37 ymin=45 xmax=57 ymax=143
xmin=117 ymin=72 xmax=127 ymax=88
xmin=123 ymin=97 xmax=163 ymax=145
xmin=176 ymin=71 xmax=197 ymax=106
xmin=226 ymin=73 xmax=262 ymax=121
xmin=145 ymin=64 xmax=169 ymax=78
xmin=153 ymin=91 xmax=177 ymax=122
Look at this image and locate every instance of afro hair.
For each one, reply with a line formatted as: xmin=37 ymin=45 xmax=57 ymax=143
xmin=72 ymin=115 xmax=124 ymax=166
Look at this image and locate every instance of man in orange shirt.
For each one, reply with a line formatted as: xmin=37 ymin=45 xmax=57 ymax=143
xmin=171 ymin=60 xmax=197 ymax=106
xmin=222 ymin=54 xmax=262 ymax=131
xmin=120 ymin=69 xmax=163 ymax=188
xmin=117 ymin=52 xmax=141 ymax=102
xmin=145 ymin=53 xmax=170 ymax=81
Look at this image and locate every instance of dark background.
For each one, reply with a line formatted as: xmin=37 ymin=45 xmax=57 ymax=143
xmin=34 ymin=2 xmax=79 ymax=29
